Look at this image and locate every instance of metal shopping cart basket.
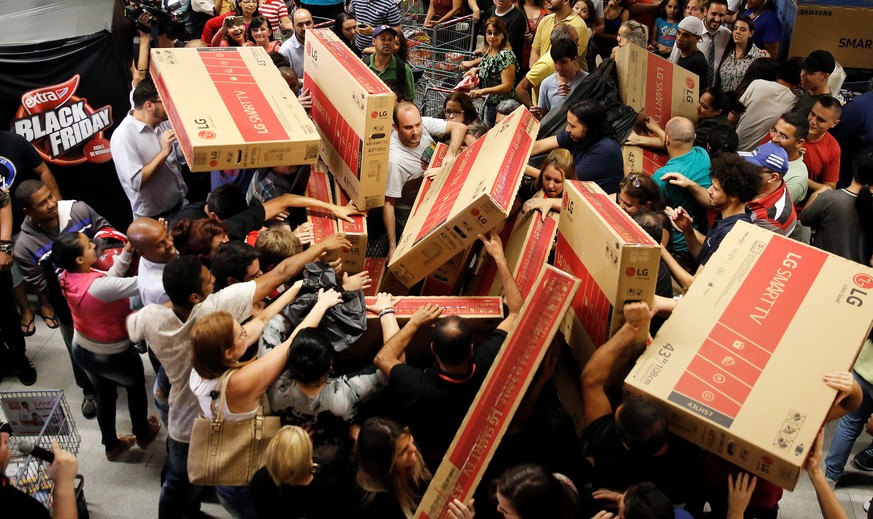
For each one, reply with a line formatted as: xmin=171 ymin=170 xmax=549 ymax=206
xmin=403 ymin=13 xmax=477 ymax=53
xmin=1 ymin=389 xmax=86 ymax=516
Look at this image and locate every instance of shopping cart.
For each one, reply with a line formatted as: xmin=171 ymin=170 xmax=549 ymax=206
xmin=312 ymin=16 xmax=334 ymax=29
xmin=1 ymin=389 xmax=85 ymax=513
xmin=403 ymin=13 xmax=477 ymax=53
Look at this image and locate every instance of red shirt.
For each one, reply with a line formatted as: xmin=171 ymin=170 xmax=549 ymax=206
xmin=803 ymin=132 xmax=841 ymax=186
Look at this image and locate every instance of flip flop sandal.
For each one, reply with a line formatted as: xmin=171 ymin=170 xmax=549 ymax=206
xmin=38 ymin=313 xmax=60 ymax=329
xmin=20 ymin=316 xmax=36 ymax=337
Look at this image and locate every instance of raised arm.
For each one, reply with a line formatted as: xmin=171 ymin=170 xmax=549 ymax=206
xmin=444 ymin=121 xmax=469 ymax=157
xmin=253 ymin=233 xmax=351 ymax=303
xmin=241 ymin=280 xmax=304 ymax=347
xmin=580 ymin=301 xmax=651 ymax=427
xmin=479 ymin=232 xmax=522 ymax=331
xmin=374 ymin=304 xmax=443 ymax=377
xmin=263 ymin=192 xmax=362 ymax=223
xmin=366 ymin=292 xmax=403 ymax=343
xmin=229 ymin=288 xmax=343 ymax=408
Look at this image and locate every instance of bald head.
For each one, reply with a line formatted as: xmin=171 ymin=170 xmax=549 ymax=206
xmin=128 ymin=218 xmax=177 ymax=263
xmin=665 ymin=117 xmax=696 ymax=151
xmin=292 ymin=9 xmax=313 ymax=41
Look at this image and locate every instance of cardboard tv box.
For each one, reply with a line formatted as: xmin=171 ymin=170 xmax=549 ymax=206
xmin=416 ymin=266 xmax=580 ymax=518
xmin=626 ymin=221 xmax=873 ymax=490
xmin=389 ymin=107 xmax=539 ymax=288
xmin=791 ymin=3 xmax=873 ymax=70
xmin=469 ymin=200 xmax=559 ymax=298
xmin=615 ymin=43 xmax=699 ymax=126
xmin=622 ymin=145 xmax=668 ymax=176
xmin=554 ymin=181 xmax=660 ymax=363
xmin=149 ymin=47 xmax=319 ymax=172
xmin=336 ymin=296 xmax=505 ymax=371
xmin=304 ymin=29 xmax=395 ymax=210
xmin=304 ymin=167 xmax=367 ymax=273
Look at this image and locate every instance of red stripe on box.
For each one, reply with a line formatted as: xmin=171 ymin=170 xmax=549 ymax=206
xmin=472 ymin=214 xmax=516 ymax=296
xmin=306 ymin=77 xmax=362 ymax=179
xmin=707 ymin=322 xmax=773 ymax=369
xmin=572 ymin=181 xmax=657 ymax=245
xmin=198 ymin=49 xmax=289 ymax=142
xmin=425 ymin=268 xmax=577 ymax=518
xmin=364 ymin=296 xmax=503 ymax=317
xmin=306 ymin=171 xmax=336 ymax=243
xmin=673 ymin=370 xmax=743 ymax=419
xmin=310 ymin=30 xmax=391 ymax=94
xmin=150 ymin=63 xmax=193 ymax=167
xmin=672 ymin=238 xmax=828 ymax=422
xmin=489 ymin=112 xmax=533 ymax=211
xmin=362 ymin=258 xmax=386 ymax=297
xmin=686 ymin=355 xmax=752 ymax=404
xmin=413 ymin=144 xmax=449 ymax=218
xmin=554 ymin=236 xmax=610 ymax=345
xmin=698 ymin=338 xmax=762 ymax=385
xmin=644 ymin=55 xmax=674 ymax=128
xmin=334 ymin=184 xmax=366 ymax=233
xmin=415 ymin=137 xmax=485 ymax=242
xmin=515 ymin=216 xmax=558 ymax=298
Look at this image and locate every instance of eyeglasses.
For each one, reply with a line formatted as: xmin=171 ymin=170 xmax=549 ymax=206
xmin=311 ymin=463 xmax=321 ymax=474
xmin=626 ymin=173 xmax=641 ymax=188
xmin=485 ymin=31 xmax=500 ymax=36
xmin=768 ymin=127 xmax=792 ymax=141
xmin=0 ymin=421 xmax=13 ymax=437
xmin=444 ymin=110 xmax=463 ymax=117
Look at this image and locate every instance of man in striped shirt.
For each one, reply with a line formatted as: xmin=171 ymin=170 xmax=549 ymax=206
xmin=742 ymin=142 xmax=797 ymax=236
xmin=348 ymin=0 xmax=402 ymax=52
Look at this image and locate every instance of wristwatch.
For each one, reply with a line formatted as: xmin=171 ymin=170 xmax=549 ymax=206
xmin=0 ymin=241 xmax=12 ymax=254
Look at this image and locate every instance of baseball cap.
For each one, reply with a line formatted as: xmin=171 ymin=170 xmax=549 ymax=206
xmin=372 ymin=25 xmax=398 ymax=38
xmin=740 ymin=142 xmax=789 ymax=176
xmin=802 ymin=50 xmax=836 ymax=74
xmin=677 ymin=16 xmax=705 ymax=37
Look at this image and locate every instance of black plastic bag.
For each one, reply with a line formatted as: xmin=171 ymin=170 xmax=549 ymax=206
xmin=280 ymin=262 xmax=366 ymax=352
xmin=536 ymin=58 xmax=637 ymax=145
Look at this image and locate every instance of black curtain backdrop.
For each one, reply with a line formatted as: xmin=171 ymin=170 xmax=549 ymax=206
xmin=0 ymin=30 xmax=136 ymax=230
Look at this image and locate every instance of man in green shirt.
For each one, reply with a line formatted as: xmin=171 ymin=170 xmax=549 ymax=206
xmin=368 ymin=25 xmax=415 ymax=102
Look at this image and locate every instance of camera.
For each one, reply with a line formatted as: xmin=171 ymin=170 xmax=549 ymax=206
xmin=124 ymin=0 xmax=186 ymax=39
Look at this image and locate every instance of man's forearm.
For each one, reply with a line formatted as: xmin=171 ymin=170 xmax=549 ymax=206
xmin=688 ymin=183 xmax=715 ymax=209
xmin=0 ymin=204 xmax=12 ymax=241
xmin=581 ymin=320 xmax=642 ymax=388
xmin=383 ymin=202 xmax=397 ymax=250
xmin=515 ymin=80 xmax=534 ymax=107
xmin=35 ymin=163 xmax=61 ymax=200
xmin=375 ymin=320 xmax=419 ymax=373
xmin=139 ymin=148 xmax=172 ymax=188
xmin=447 ymin=125 xmax=468 ymax=156
xmin=683 ymin=227 xmax=706 ymax=260
xmin=495 ymin=255 xmax=522 ymax=314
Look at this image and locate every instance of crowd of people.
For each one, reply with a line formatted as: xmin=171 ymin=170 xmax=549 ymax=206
xmin=2 ymin=0 xmax=873 ymax=517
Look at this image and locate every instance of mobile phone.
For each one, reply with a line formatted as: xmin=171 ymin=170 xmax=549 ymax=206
xmin=357 ymin=23 xmax=367 ymax=28
xmin=232 ymin=16 xmax=245 ymax=27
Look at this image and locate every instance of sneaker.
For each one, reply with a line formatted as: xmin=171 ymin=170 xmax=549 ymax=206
xmin=825 ymin=476 xmax=838 ymax=490
xmin=15 ymin=357 xmax=37 ymax=386
xmin=855 ymin=448 xmax=873 ymax=471
xmin=864 ymin=499 xmax=871 ymax=513
xmin=105 ymin=435 xmax=136 ymax=461
xmin=81 ymin=398 xmax=97 ymax=419
xmin=136 ymin=415 xmax=162 ymax=449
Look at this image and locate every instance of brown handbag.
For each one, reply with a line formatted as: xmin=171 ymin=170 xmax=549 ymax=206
xmin=187 ymin=369 xmax=281 ymax=486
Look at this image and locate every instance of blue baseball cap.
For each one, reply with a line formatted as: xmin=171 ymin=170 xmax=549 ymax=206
xmin=741 ymin=142 xmax=789 ymax=176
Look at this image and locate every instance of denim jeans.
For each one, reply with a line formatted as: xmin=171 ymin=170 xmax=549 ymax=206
xmin=61 ymin=323 xmax=96 ymax=399
xmin=825 ymin=371 xmax=873 ymax=480
xmin=216 ymin=485 xmax=257 ymax=519
xmin=159 ymin=438 xmax=202 ymax=519
xmin=153 ymin=366 xmax=171 ymax=428
xmin=72 ymin=342 xmax=149 ymax=448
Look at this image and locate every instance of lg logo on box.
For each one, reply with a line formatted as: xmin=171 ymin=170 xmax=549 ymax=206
xmin=370 ymin=110 xmax=387 ymax=119
xmin=625 ymin=267 xmax=649 ymax=278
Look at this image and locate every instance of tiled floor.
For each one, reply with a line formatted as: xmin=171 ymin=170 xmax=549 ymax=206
xmin=3 ymin=318 xmax=873 ymax=518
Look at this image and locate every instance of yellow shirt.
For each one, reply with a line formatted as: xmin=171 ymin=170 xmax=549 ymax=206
xmin=531 ymin=11 xmax=590 ymax=72
xmin=526 ymin=51 xmax=555 ymax=102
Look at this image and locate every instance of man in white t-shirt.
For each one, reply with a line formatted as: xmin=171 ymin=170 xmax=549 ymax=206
xmin=735 ymin=60 xmax=801 ymax=151
xmin=384 ymin=101 xmax=467 ymax=260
